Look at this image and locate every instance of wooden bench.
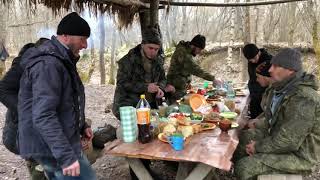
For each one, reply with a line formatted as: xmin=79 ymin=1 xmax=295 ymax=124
xmin=258 ymin=174 xmax=303 ymax=180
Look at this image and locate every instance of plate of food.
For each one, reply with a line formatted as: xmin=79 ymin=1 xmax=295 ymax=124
xmin=200 ymin=123 xmax=216 ymax=131
xmin=231 ymin=122 xmax=239 ymax=128
xmin=158 ymin=133 xmax=188 ymax=143
xmin=158 ymin=133 xmax=169 ymax=143
xmin=236 ymin=91 xmax=246 ymax=96
xmin=190 ymin=113 xmax=204 ymax=124
xmin=219 ymin=112 xmax=238 ymax=120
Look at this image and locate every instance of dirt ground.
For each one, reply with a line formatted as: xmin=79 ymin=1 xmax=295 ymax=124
xmin=0 ymin=84 xmax=319 ymax=180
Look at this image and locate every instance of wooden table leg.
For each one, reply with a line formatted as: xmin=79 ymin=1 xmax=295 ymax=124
xmin=175 ymin=162 xmax=196 ymax=180
xmin=184 ymin=163 xmax=214 ymax=180
xmin=126 ymin=158 xmax=153 ymax=180
xmin=204 ymin=169 xmax=220 ymax=180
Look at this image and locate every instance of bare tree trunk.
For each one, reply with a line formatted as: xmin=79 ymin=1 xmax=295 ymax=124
xmin=99 ymin=14 xmax=106 ymax=85
xmin=226 ymin=7 xmax=236 ymax=78
xmin=109 ymin=29 xmax=117 ymax=85
xmin=139 ymin=11 xmax=150 ymax=36
xmin=279 ymin=5 xmax=288 ymax=42
xmin=150 ymin=0 xmax=159 ymax=27
xmin=309 ymin=0 xmax=320 ymax=77
xmin=243 ymin=2 xmax=251 ymax=44
xmin=288 ymin=3 xmax=297 ymax=46
xmin=256 ymin=6 xmax=266 ymax=46
xmin=179 ymin=0 xmax=187 ymax=40
xmin=253 ymin=6 xmax=259 ymax=44
xmin=242 ymin=0 xmax=250 ymax=81
xmin=0 ymin=4 xmax=7 ymax=44
xmin=87 ymin=37 xmax=96 ymax=83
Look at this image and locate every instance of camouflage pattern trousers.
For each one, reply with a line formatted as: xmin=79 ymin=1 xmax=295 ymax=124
xmin=233 ymin=129 xmax=309 ymax=180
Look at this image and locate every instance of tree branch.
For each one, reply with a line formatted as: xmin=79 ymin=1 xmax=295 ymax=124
xmin=159 ymin=0 xmax=307 ymax=7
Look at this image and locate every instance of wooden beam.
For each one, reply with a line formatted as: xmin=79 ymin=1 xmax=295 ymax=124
xmin=159 ymin=0 xmax=307 ymax=7
xmin=91 ymin=0 xmax=150 ymax=8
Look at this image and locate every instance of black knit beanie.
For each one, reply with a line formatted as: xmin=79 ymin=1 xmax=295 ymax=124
xmin=190 ymin=34 xmax=206 ymax=49
xmin=57 ymin=12 xmax=91 ymax=37
xmin=243 ymin=43 xmax=259 ymax=59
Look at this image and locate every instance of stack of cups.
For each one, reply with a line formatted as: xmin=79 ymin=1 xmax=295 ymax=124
xmin=120 ymin=106 xmax=138 ymax=143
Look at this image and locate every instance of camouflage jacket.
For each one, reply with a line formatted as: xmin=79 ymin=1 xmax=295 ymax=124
xmin=112 ymin=45 xmax=166 ymax=119
xmin=167 ymin=41 xmax=215 ymax=92
xmin=254 ymin=72 xmax=320 ymax=171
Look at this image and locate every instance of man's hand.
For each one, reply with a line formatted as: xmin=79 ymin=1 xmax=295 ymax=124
xmin=247 ymin=121 xmax=256 ymax=129
xmin=164 ymin=84 xmax=176 ymax=93
xmin=84 ymin=127 xmax=93 ymax=141
xmin=148 ymin=83 xmax=159 ymax=93
xmin=156 ymin=88 xmax=164 ymax=99
xmin=63 ymin=160 xmax=80 ymax=176
xmin=246 ymin=141 xmax=256 ymax=156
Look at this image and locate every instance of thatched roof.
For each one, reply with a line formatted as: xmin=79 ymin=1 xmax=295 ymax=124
xmin=2 ymin=0 xmax=153 ymax=28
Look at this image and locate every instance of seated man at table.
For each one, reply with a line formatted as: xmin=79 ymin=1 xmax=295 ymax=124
xmin=112 ymin=27 xmax=172 ymax=180
xmin=166 ymin=34 xmax=218 ymax=103
xmin=233 ymin=48 xmax=320 ymax=180
xmin=243 ymin=61 xmax=274 ymax=130
xmin=113 ymin=27 xmax=175 ymax=119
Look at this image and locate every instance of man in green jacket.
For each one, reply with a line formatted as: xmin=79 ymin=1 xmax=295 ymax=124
xmin=167 ymin=35 xmax=218 ymax=103
xmin=234 ymin=48 xmax=320 ymax=180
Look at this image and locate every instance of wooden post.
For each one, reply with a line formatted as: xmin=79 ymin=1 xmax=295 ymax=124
xmin=139 ymin=11 xmax=150 ymax=37
xmin=150 ymin=0 xmax=159 ymax=27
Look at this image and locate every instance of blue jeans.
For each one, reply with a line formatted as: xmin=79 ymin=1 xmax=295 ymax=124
xmin=34 ymin=153 xmax=96 ymax=180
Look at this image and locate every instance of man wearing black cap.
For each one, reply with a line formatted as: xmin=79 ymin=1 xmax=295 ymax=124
xmin=243 ymin=43 xmax=273 ymax=119
xmin=18 ymin=12 xmax=96 ymax=179
xmin=167 ymin=34 xmax=218 ymax=102
xmin=234 ymin=48 xmax=320 ymax=180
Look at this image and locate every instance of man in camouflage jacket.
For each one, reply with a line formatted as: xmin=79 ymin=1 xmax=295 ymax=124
xmin=112 ymin=27 xmax=172 ymax=119
xmin=234 ymin=48 xmax=320 ymax=180
xmin=167 ymin=35 xmax=217 ymax=102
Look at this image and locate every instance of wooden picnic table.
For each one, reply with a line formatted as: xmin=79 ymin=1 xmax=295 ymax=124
xmin=105 ymin=93 xmax=250 ymax=180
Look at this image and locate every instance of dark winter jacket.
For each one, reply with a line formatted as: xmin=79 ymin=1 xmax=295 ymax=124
xmin=248 ymin=48 xmax=272 ymax=94
xmin=248 ymin=48 xmax=272 ymax=118
xmin=18 ymin=36 xmax=88 ymax=168
xmin=1 ymin=43 xmax=35 ymax=154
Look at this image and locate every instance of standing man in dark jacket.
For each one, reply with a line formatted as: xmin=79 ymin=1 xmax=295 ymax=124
xmin=243 ymin=43 xmax=273 ymax=119
xmin=0 ymin=38 xmax=48 ymax=180
xmin=18 ymin=12 xmax=96 ymax=180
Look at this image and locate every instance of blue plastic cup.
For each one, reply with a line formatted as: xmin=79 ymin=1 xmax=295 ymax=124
xmin=169 ymin=135 xmax=184 ymax=151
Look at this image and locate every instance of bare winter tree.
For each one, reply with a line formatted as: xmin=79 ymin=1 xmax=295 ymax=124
xmin=99 ymin=13 xmax=106 ymax=85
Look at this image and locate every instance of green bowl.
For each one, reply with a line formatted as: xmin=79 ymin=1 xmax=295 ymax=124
xmin=219 ymin=112 xmax=238 ymax=120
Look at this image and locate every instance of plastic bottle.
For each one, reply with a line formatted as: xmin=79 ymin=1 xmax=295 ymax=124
xmin=136 ymin=95 xmax=152 ymax=144
xmin=226 ymin=81 xmax=235 ymax=99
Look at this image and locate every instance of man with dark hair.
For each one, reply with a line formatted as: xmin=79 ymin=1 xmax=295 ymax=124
xmin=243 ymin=43 xmax=273 ymax=119
xmin=0 ymin=38 xmax=48 ymax=180
xmin=234 ymin=48 xmax=320 ymax=180
xmin=167 ymin=34 xmax=219 ymax=103
xmin=18 ymin=12 xmax=96 ymax=179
